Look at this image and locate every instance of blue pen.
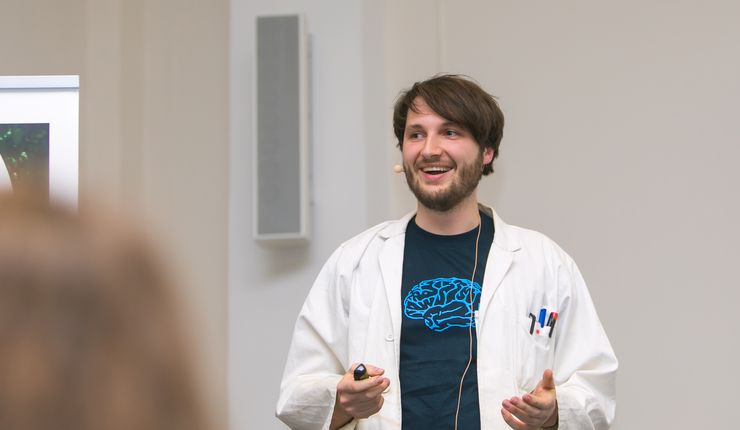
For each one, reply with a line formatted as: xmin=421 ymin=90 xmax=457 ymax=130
xmin=538 ymin=308 xmax=547 ymax=328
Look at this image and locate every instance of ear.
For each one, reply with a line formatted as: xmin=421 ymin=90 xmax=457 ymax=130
xmin=483 ymin=147 xmax=495 ymax=165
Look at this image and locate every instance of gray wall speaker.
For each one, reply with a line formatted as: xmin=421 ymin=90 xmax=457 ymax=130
xmin=253 ymin=14 xmax=309 ymax=241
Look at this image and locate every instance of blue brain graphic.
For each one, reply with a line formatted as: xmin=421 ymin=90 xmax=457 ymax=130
xmin=403 ymin=277 xmax=481 ymax=332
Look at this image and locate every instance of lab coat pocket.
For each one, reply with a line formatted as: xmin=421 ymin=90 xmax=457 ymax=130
xmin=515 ymin=318 xmax=553 ymax=392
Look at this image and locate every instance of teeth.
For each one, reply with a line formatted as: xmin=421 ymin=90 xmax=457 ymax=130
xmin=422 ymin=166 xmax=451 ymax=173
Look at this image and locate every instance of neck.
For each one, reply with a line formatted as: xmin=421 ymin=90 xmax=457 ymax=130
xmin=415 ymin=193 xmax=481 ymax=235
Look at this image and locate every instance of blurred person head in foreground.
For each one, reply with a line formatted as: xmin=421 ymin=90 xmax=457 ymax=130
xmin=0 ymin=192 xmax=211 ymax=430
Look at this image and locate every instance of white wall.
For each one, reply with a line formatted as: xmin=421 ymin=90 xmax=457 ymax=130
xmin=229 ymin=1 xmax=372 ymax=428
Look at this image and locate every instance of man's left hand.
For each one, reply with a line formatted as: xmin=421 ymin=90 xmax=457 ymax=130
xmin=501 ymin=369 xmax=558 ymax=429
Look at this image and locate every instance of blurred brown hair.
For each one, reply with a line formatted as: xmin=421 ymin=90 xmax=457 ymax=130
xmin=393 ymin=74 xmax=505 ymax=175
xmin=0 ymin=192 xmax=211 ymax=430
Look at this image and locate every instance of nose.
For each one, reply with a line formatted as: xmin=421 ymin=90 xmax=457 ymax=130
xmin=421 ymin=134 xmax=442 ymax=159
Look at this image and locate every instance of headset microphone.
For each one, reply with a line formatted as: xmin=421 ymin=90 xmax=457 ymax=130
xmin=393 ymin=164 xmax=404 ymax=174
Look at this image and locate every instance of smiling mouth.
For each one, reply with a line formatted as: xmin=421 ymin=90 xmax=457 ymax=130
xmin=420 ymin=166 xmax=452 ymax=175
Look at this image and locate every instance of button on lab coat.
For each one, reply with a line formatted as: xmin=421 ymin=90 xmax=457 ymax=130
xmin=276 ymin=206 xmax=617 ymax=429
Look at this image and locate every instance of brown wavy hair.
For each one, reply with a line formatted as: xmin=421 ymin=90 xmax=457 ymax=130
xmin=0 ymin=193 xmax=211 ymax=430
xmin=393 ymin=74 xmax=505 ymax=175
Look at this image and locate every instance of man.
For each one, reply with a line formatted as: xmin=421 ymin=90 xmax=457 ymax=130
xmin=276 ymin=75 xmax=617 ymax=430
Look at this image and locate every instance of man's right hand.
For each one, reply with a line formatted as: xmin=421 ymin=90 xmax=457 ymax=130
xmin=330 ymin=363 xmax=390 ymax=430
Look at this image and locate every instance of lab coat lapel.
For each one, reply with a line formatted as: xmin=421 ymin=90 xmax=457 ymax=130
xmin=477 ymin=206 xmax=519 ymax=337
xmin=379 ymin=233 xmax=404 ymax=345
xmin=478 ymin=245 xmax=513 ymax=336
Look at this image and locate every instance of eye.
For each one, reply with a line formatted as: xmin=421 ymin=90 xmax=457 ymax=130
xmin=444 ymin=129 xmax=460 ymax=138
xmin=407 ymin=131 xmax=424 ymax=140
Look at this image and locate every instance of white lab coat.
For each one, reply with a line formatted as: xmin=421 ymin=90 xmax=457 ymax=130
xmin=276 ymin=206 xmax=617 ymax=430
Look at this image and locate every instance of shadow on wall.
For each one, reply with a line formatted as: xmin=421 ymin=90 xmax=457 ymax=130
xmin=256 ymin=240 xmax=311 ymax=281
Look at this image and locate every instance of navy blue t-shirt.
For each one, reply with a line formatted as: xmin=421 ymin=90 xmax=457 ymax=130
xmin=399 ymin=211 xmax=494 ymax=429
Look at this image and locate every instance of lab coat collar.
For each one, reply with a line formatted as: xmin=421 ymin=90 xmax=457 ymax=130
xmin=377 ymin=203 xmax=522 ymax=253
xmin=377 ymin=202 xmax=522 ymax=365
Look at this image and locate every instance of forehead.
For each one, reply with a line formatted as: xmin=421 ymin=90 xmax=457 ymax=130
xmin=405 ymin=97 xmax=452 ymax=127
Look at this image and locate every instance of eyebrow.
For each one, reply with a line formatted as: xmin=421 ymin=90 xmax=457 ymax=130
xmin=405 ymin=121 xmax=463 ymax=132
xmin=440 ymin=121 xmax=462 ymax=129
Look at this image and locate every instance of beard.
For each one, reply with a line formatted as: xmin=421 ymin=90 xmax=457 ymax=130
xmin=404 ymin=150 xmax=484 ymax=212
